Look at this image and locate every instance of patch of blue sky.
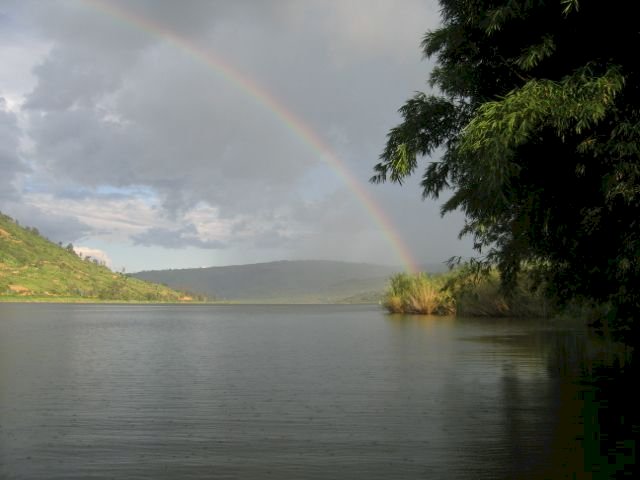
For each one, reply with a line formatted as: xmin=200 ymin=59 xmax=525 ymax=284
xmin=21 ymin=181 xmax=159 ymax=203
xmin=83 ymin=238 xmax=228 ymax=273
xmin=94 ymin=184 xmax=157 ymax=201
xmin=20 ymin=177 xmax=55 ymax=195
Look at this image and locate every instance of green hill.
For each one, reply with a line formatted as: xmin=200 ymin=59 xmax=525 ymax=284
xmin=133 ymin=260 xmax=401 ymax=303
xmin=0 ymin=212 xmax=190 ymax=302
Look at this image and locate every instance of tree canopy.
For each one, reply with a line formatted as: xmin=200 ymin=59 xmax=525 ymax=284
xmin=373 ymin=0 xmax=640 ymax=338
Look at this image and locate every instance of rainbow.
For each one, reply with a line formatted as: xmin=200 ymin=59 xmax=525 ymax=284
xmin=81 ymin=0 xmax=419 ymax=273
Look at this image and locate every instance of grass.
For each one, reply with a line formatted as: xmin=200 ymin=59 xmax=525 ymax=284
xmin=0 ymin=212 xmax=196 ymax=302
xmin=382 ymin=269 xmax=548 ymax=317
xmin=383 ymin=272 xmax=455 ymax=315
xmin=0 ymin=296 xmax=216 ymax=304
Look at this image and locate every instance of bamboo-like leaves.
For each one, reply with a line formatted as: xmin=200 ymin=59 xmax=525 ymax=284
xmin=515 ymin=35 xmax=555 ymax=71
xmin=374 ymin=0 xmax=640 ymax=331
xmin=457 ymin=65 xmax=625 ymax=161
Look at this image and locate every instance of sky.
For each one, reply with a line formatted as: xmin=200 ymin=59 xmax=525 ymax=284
xmin=0 ymin=0 xmax=474 ymax=272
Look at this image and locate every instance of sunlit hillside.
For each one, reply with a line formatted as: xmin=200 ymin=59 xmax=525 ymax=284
xmin=0 ymin=212 xmax=191 ymax=302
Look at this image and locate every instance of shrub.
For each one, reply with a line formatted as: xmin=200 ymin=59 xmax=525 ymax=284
xmin=383 ymin=268 xmax=547 ymax=317
xmin=383 ymin=273 xmax=455 ymax=315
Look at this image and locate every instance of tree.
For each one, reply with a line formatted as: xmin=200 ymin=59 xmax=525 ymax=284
xmin=373 ymin=0 xmax=640 ymax=338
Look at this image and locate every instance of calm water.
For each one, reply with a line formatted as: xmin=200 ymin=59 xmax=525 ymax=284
xmin=0 ymin=304 xmax=636 ymax=479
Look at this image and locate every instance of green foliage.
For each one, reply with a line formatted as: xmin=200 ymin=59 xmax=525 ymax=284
xmin=373 ymin=1 xmax=640 ymax=339
xmin=383 ymin=269 xmax=547 ymax=317
xmin=133 ymin=260 xmax=402 ymax=304
xmin=0 ymin=211 xmax=191 ymax=302
xmin=447 ymin=264 xmax=548 ymax=317
xmin=383 ymin=272 xmax=455 ymax=315
xmin=515 ymin=35 xmax=556 ymax=71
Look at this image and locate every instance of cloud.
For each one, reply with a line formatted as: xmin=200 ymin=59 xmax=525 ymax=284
xmin=132 ymin=223 xmax=226 ymax=249
xmin=0 ymin=98 xmax=27 ymax=201
xmin=24 ymin=44 xmax=321 ymax=216
xmin=14 ymin=192 xmax=165 ymax=244
xmin=1 ymin=0 xmax=475 ymax=269
xmin=25 ymin=45 xmax=137 ymax=112
xmin=283 ymin=0 xmax=439 ymax=64
xmin=73 ymin=246 xmax=112 ymax=267
xmin=1 ymin=201 xmax=92 ymax=243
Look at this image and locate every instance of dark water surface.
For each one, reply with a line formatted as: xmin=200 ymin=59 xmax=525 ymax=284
xmin=0 ymin=304 xmax=636 ymax=479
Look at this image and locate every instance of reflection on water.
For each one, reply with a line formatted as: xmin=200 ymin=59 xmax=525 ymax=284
xmin=385 ymin=313 xmax=636 ymax=478
xmin=0 ymin=304 xmax=636 ymax=479
xmin=578 ymin=355 xmax=637 ymax=477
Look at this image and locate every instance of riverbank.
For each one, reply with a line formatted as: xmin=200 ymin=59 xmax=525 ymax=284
xmin=0 ymin=295 xmax=216 ymax=304
xmin=0 ymin=295 xmax=379 ymax=305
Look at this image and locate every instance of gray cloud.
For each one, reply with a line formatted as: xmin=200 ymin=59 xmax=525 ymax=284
xmin=132 ymin=223 xmax=226 ymax=249
xmin=25 ymin=46 xmax=137 ymax=111
xmin=0 ymin=98 xmax=26 ymax=201
xmin=1 ymin=201 xmax=92 ymax=243
xmin=2 ymin=0 xmax=475 ymax=269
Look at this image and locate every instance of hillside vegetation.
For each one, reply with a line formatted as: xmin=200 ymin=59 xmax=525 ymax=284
xmin=133 ymin=260 xmax=411 ymax=303
xmin=0 ymin=212 xmax=190 ymax=302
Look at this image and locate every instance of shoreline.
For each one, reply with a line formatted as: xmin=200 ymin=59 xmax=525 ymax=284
xmin=0 ymin=296 xmax=380 ymax=306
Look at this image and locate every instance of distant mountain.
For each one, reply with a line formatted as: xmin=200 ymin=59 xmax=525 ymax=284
xmin=133 ymin=260 xmax=404 ymax=303
xmin=0 ymin=212 xmax=189 ymax=302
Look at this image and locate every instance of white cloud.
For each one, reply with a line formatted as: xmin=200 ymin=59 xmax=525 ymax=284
xmin=73 ymin=246 xmax=112 ymax=267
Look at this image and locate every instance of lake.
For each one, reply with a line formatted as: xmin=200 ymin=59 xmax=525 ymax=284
xmin=0 ymin=304 xmax=635 ymax=479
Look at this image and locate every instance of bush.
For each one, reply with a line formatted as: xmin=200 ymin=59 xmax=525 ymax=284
xmin=383 ymin=273 xmax=455 ymax=315
xmin=382 ymin=268 xmax=548 ymax=317
xmin=449 ymin=268 xmax=548 ymax=317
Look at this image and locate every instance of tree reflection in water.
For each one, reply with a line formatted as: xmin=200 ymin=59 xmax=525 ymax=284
xmin=546 ymin=330 xmax=636 ymax=478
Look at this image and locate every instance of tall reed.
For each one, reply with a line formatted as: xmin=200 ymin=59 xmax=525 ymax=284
xmin=383 ymin=272 xmax=455 ymax=315
xmin=383 ymin=269 xmax=548 ymax=317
